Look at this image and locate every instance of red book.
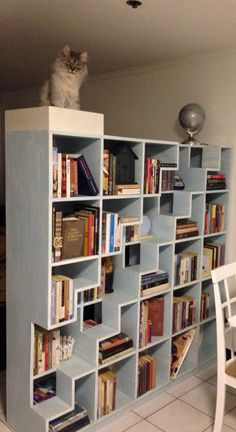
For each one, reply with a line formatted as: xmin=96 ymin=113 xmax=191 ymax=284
xmin=61 ymin=153 xmax=67 ymax=197
xmin=148 ymin=297 xmax=164 ymax=336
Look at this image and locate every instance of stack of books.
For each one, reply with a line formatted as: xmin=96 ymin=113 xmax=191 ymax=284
xmin=139 ymin=297 xmax=164 ymax=348
xmin=101 ymin=211 xmax=121 ymax=254
xmin=83 ymin=319 xmax=98 ymax=331
xmin=144 ymin=158 xmax=160 ymax=194
xmin=200 ymin=291 xmax=210 ymax=320
xmin=99 ymin=332 xmax=133 ymax=364
xmin=97 ymin=369 xmax=116 ymax=417
xmin=202 ymin=242 xmax=225 ymax=277
xmin=176 ymin=219 xmax=199 ymax=240
xmin=115 ymin=183 xmax=140 ymax=195
xmin=49 ymin=402 xmax=90 ymax=432
xmin=175 ymin=252 xmax=200 ymax=285
xmin=52 ymin=148 xmax=99 ymax=198
xmin=206 ymin=173 xmax=226 ymax=190
xmin=172 ymin=295 xmax=196 ymax=333
xmin=33 ymin=373 xmax=56 ymax=405
xmin=138 ymin=353 xmax=157 ymax=396
xmin=140 ymin=271 xmax=169 ymax=297
xmin=204 ymin=203 xmax=225 ymax=234
xmin=34 ymin=326 xmax=75 ymax=375
xmin=51 ymin=275 xmax=74 ymax=325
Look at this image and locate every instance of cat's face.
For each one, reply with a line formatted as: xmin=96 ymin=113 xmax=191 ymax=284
xmin=61 ymin=44 xmax=88 ymax=74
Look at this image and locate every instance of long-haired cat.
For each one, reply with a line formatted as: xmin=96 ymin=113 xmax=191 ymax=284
xmin=40 ymin=44 xmax=88 ymax=110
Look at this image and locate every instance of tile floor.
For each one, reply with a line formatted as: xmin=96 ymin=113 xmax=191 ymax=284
xmin=1 ymin=364 xmax=236 ymax=432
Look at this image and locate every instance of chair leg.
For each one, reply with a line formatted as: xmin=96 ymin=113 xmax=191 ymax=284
xmin=213 ymin=376 xmax=225 ymax=432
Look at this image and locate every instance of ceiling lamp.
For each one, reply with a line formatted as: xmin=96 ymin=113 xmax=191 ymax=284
xmin=126 ymin=1 xmax=142 ymax=8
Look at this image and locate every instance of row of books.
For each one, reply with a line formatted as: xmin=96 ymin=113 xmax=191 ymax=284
xmin=34 ymin=326 xmax=75 ymax=376
xmin=140 ymin=270 xmax=169 ymax=297
xmin=52 ymin=148 xmax=99 ymax=198
xmin=204 ymin=203 xmax=225 ymax=234
xmin=101 ymin=211 xmax=121 ymax=254
xmin=176 ymin=219 xmax=199 ymax=240
xmin=200 ymin=291 xmax=210 ymax=320
xmin=49 ymin=402 xmax=90 ymax=432
xmin=99 ymin=332 xmax=133 ymax=365
xmin=97 ymin=368 xmax=116 ymax=417
xmin=52 ymin=205 xmax=99 ymax=262
xmin=51 ymin=275 xmax=74 ymax=325
xmin=206 ymin=173 xmax=226 ymax=190
xmin=161 ymin=170 xmax=175 ymax=191
xmin=202 ymin=242 xmax=225 ymax=278
xmin=175 ymin=252 xmax=200 ymax=285
xmin=103 ymin=148 xmax=117 ymax=195
xmin=138 ymin=353 xmax=157 ymax=397
xmin=139 ymin=297 xmax=164 ymax=348
xmin=172 ymin=295 xmax=195 ymax=333
xmin=125 ymin=224 xmax=140 ymax=243
xmin=83 ymin=287 xmax=102 ymax=303
xmin=144 ymin=158 xmax=160 ymax=194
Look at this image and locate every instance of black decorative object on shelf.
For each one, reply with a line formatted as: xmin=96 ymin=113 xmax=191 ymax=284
xmin=112 ymin=143 xmax=138 ymax=184
xmin=126 ymin=0 xmax=142 ymax=8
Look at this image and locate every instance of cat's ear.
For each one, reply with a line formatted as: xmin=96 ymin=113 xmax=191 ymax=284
xmin=80 ymin=52 xmax=88 ymax=64
xmin=62 ymin=44 xmax=71 ymax=57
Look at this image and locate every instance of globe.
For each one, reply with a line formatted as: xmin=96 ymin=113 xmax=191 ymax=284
xmin=178 ymin=103 xmax=206 ymax=145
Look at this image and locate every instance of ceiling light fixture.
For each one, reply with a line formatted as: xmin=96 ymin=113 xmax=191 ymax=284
xmin=126 ymin=0 xmax=142 ymax=8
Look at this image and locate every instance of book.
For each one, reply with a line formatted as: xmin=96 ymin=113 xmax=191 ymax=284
xmin=99 ymin=346 xmax=134 ymax=364
xmin=100 ymin=332 xmax=132 ymax=351
xmin=141 ymin=282 xmax=169 ymax=297
xmin=99 ymin=339 xmax=133 ymax=361
xmin=49 ymin=402 xmax=89 ymax=432
xmin=119 ymin=215 xmax=140 ymax=223
xmin=160 ymin=162 xmax=177 ymax=168
xmin=176 ymin=230 xmax=199 ymax=239
xmin=61 ymin=217 xmax=85 ymax=260
xmin=170 ymin=329 xmax=196 ymax=379
xmin=103 ymin=149 xmax=109 ymax=195
xmin=148 ymin=297 xmax=164 ymax=336
xmin=76 ymin=154 xmax=99 ymax=196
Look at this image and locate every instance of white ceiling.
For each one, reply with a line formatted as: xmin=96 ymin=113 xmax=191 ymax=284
xmin=1 ymin=0 xmax=236 ymax=93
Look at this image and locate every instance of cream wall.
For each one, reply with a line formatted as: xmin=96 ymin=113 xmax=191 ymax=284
xmin=82 ymin=52 xmax=236 ymax=262
xmin=1 ymin=51 xmax=236 ymax=260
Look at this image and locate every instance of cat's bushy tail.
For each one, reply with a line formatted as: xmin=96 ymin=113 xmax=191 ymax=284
xmin=40 ymin=80 xmax=50 ymax=106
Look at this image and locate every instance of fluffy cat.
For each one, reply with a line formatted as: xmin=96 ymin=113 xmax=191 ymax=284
xmin=40 ymin=44 xmax=88 ymax=110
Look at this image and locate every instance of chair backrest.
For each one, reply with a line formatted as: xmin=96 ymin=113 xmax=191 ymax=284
xmin=211 ymin=262 xmax=236 ymax=364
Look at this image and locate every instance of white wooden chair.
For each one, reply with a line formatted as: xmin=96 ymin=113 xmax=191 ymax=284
xmin=211 ymin=262 xmax=236 ymax=432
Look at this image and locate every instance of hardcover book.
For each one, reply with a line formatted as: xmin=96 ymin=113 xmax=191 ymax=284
xmin=61 ymin=217 xmax=85 ymax=260
xmin=170 ymin=329 xmax=196 ymax=379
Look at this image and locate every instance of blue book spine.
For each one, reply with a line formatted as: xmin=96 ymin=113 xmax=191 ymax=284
xmin=109 ymin=213 xmax=115 ymax=253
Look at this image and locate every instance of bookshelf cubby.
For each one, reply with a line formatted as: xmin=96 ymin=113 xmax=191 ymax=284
xmin=6 ymin=107 xmax=231 ymax=432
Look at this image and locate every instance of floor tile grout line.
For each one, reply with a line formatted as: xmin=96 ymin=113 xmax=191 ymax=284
xmin=175 ymin=397 xmax=215 ymax=421
xmin=165 ymin=378 xmax=205 ymax=398
xmin=121 ymin=417 xmax=145 ymax=432
xmin=144 ymin=417 xmax=167 ymax=432
xmin=131 ymin=395 xmax=177 ymax=419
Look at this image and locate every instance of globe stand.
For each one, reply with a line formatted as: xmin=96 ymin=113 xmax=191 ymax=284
xmin=182 ymin=131 xmax=208 ymax=146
